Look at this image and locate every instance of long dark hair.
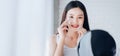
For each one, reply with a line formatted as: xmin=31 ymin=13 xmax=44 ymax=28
xmin=61 ymin=1 xmax=90 ymax=31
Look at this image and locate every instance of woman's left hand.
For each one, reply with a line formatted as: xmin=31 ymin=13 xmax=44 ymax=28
xmin=77 ymin=28 xmax=87 ymax=37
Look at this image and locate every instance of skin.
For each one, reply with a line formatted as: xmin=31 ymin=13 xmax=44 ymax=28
xmin=49 ymin=7 xmax=87 ymax=56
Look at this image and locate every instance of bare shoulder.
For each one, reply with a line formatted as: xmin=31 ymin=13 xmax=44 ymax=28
xmin=49 ymin=34 xmax=57 ymax=47
xmin=48 ymin=34 xmax=57 ymax=56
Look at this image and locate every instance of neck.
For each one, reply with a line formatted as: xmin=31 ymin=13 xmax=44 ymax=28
xmin=65 ymin=31 xmax=79 ymax=48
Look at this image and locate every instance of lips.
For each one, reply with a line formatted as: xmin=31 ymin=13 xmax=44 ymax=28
xmin=71 ymin=25 xmax=79 ymax=28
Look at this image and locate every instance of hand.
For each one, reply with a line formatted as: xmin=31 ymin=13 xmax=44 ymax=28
xmin=77 ymin=27 xmax=87 ymax=37
xmin=57 ymin=20 xmax=70 ymax=38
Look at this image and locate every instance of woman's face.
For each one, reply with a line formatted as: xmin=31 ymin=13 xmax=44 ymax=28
xmin=66 ymin=7 xmax=84 ymax=31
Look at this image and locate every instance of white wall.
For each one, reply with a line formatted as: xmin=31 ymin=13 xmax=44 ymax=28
xmin=0 ymin=0 xmax=54 ymax=56
xmin=0 ymin=0 xmax=17 ymax=56
xmin=59 ymin=0 xmax=120 ymax=55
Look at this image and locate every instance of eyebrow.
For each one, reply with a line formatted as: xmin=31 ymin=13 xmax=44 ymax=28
xmin=69 ymin=14 xmax=84 ymax=16
xmin=78 ymin=14 xmax=84 ymax=16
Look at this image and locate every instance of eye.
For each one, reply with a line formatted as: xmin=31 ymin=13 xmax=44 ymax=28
xmin=78 ymin=17 xmax=82 ymax=19
xmin=69 ymin=16 xmax=73 ymax=18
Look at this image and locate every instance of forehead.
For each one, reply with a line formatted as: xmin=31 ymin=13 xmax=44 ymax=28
xmin=67 ymin=8 xmax=84 ymax=15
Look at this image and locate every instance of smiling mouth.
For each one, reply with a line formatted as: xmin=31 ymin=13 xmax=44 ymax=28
xmin=71 ymin=25 xmax=79 ymax=28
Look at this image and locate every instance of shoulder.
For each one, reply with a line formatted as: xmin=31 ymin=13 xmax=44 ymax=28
xmin=49 ymin=34 xmax=57 ymax=45
xmin=49 ymin=34 xmax=57 ymax=42
xmin=48 ymin=34 xmax=57 ymax=56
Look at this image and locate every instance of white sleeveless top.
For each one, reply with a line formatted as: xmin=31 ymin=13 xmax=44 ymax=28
xmin=56 ymin=34 xmax=83 ymax=56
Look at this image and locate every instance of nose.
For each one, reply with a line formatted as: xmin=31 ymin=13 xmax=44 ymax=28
xmin=73 ymin=18 xmax=78 ymax=24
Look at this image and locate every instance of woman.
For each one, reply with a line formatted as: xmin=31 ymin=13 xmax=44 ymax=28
xmin=49 ymin=1 xmax=90 ymax=56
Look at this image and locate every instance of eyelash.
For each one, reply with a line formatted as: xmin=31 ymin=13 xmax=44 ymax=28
xmin=69 ymin=16 xmax=83 ymax=19
xmin=70 ymin=16 xmax=73 ymax=18
xmin=78 ymin=17 xmax=82 ymax=19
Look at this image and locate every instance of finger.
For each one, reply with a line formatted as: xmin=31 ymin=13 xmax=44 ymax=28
xmin=63 ymin=27 xmax=68 ymax=32
xmin=78 ymin=28 xmax=87 ymax=36
xmin=82 ymin=28 xmax=87 ymax=34
xmin=78 ymin=31 xmax=82 ymax=36
xmin=61 ymin=20 xmax=70 ymax=28
xmin=64 ymin=19 xmax=71 ymax=28
xmin=77 ymin=28 xmax=84 ymax=35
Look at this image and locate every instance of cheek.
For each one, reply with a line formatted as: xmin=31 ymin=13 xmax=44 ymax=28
xmin=66 ymin=17 xmax=69 ymax=20
xmin=78 ymin=19 xmax=84 ymax=26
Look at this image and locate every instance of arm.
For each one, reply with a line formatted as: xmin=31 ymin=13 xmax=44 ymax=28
xmin=49 ymin=35 xmax=57 ymax=56
xmin=49 ymin=20 xmax=69 ymax=56
xmin=54 ymin=35 xmax=64 ymax=56
xmin=49 ymin=34 xmax=64 ymax=56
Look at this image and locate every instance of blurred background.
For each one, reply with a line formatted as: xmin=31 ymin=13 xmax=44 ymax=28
xmin=0 ymin=0 xmax=120 ymax=56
